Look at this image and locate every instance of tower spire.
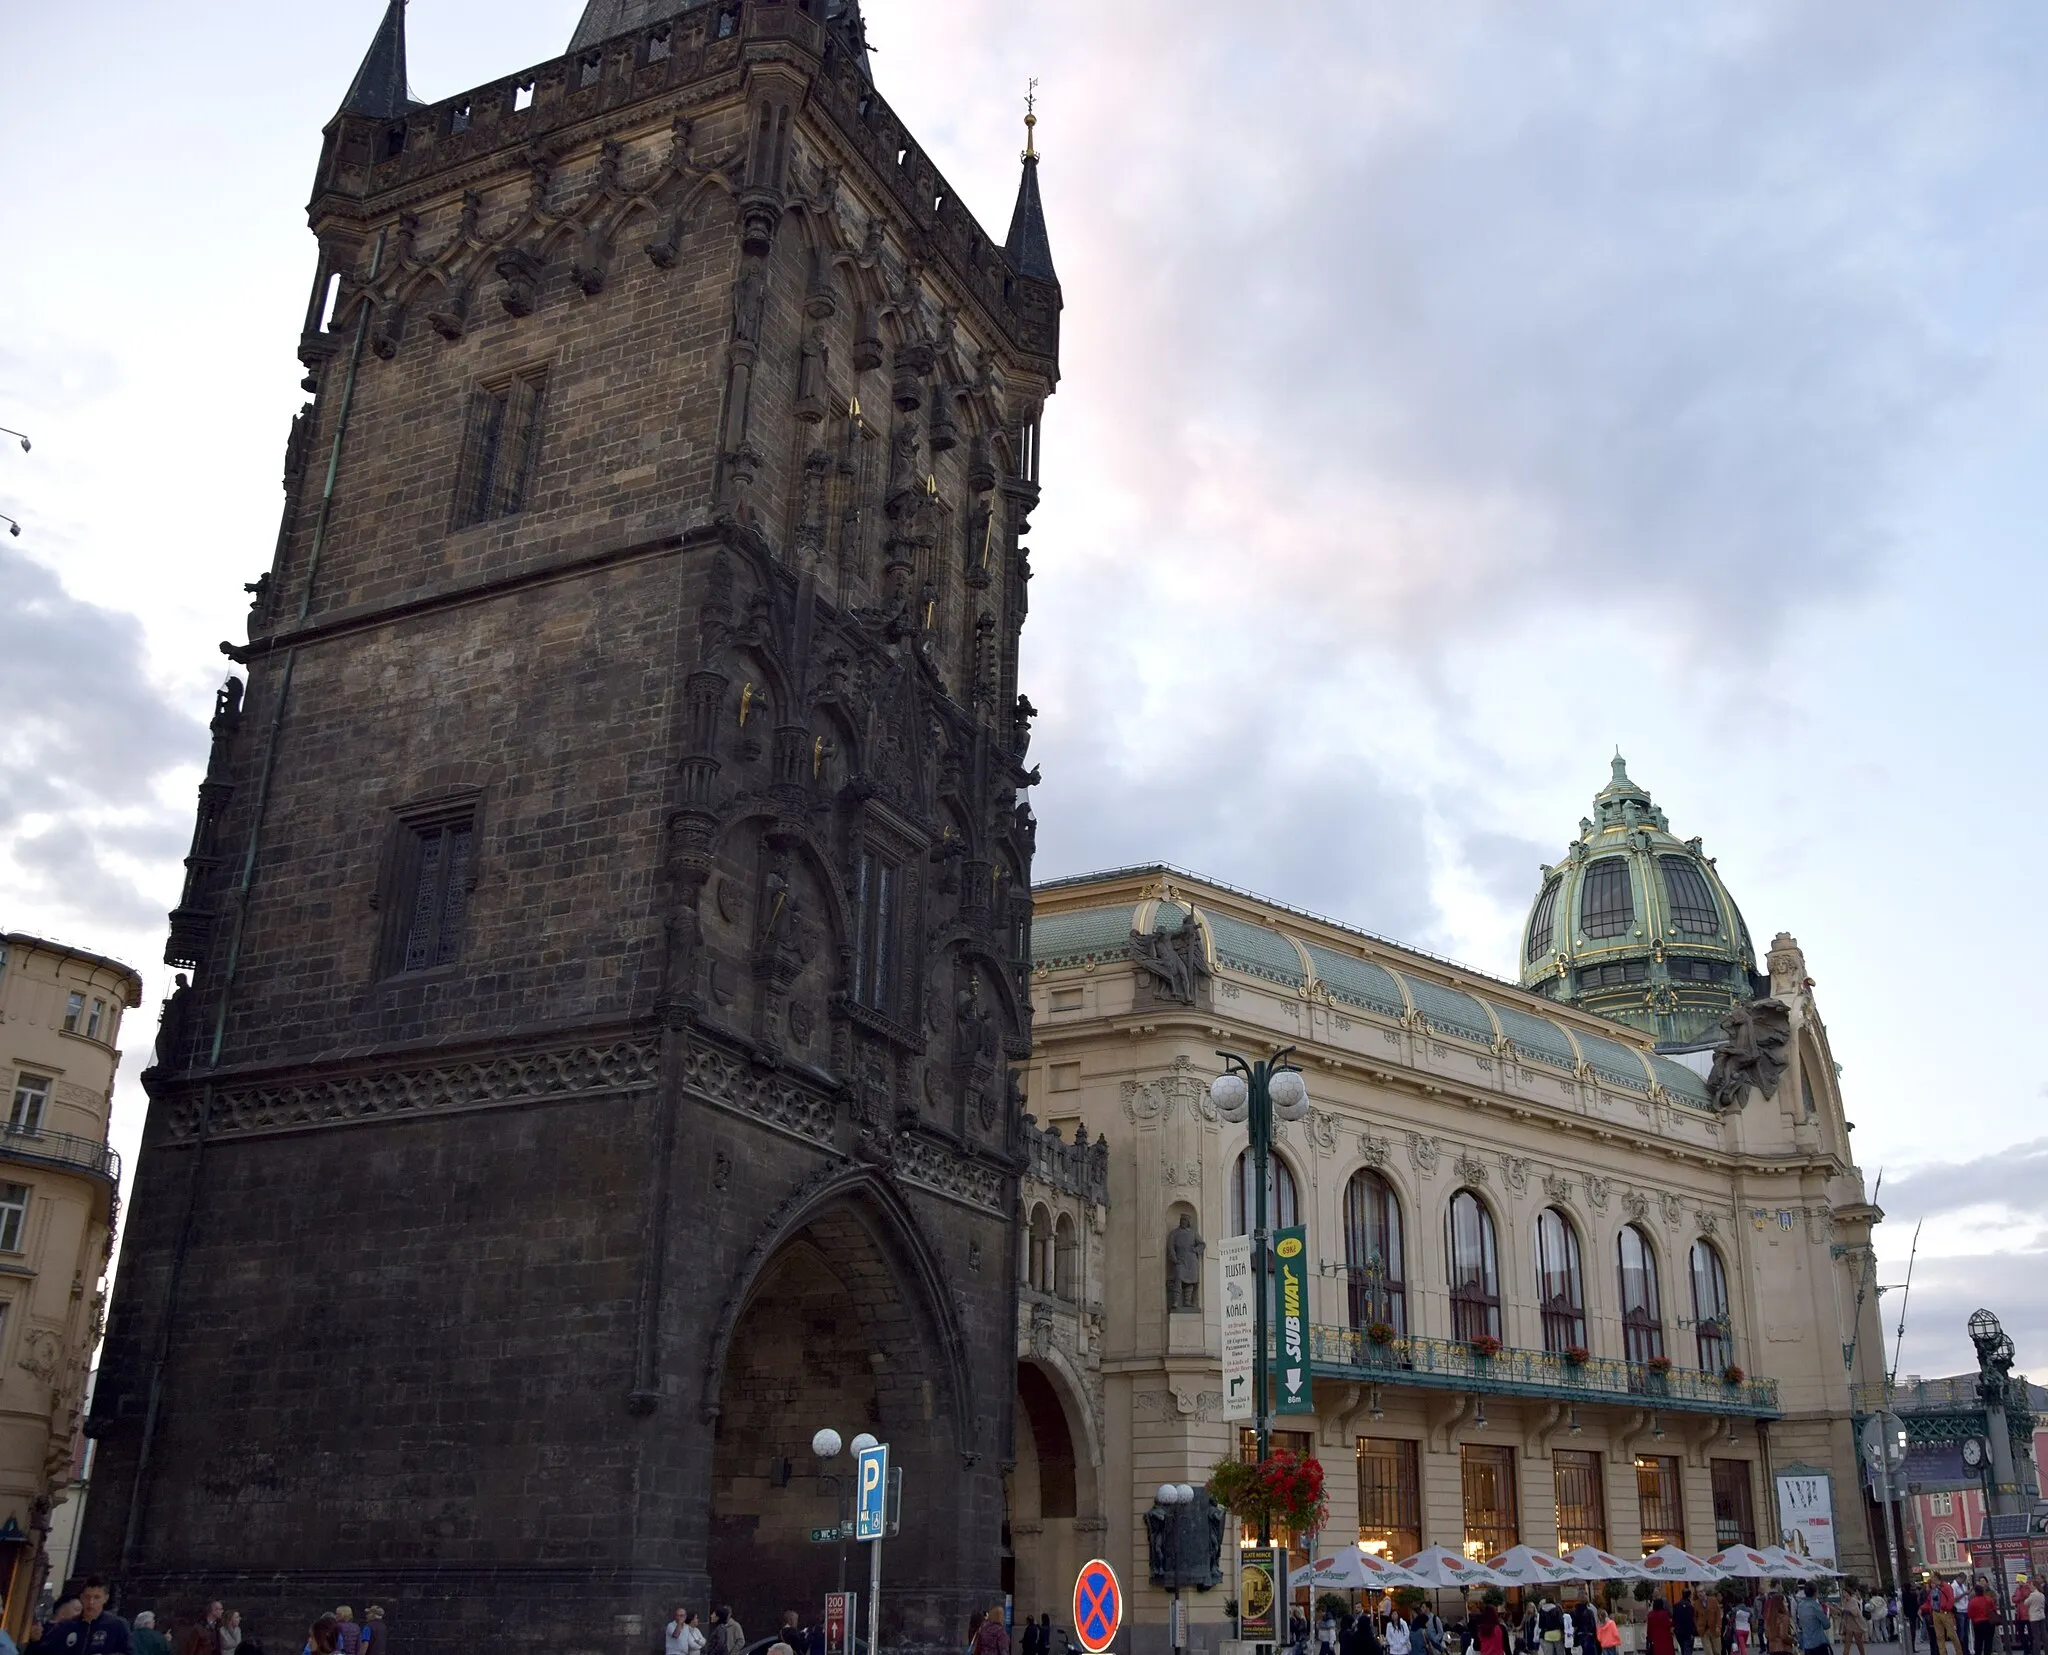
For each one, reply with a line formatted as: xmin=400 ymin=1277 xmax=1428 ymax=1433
xmin=1005 ymin=81 xmax=1058 ymax=284
xmin=337 ymin=0 xmax=418 ymax=121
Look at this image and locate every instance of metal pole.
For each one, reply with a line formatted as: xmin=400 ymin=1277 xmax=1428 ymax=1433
xmin=1253 ymin=1058 xmax=1271 ymax=1536
xmin=1879 ymin=1452 xmax=1907 ymax=1628
xmin=869 ymin=1535 xmax=883 ymax=1655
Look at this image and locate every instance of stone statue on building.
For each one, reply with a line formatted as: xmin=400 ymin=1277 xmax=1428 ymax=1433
xmin=1166 ymin=1213 xmax=1204 ymax=1312
xmin=1706 ymin=997 xmax=1792 ymax=1110
xmin=1131 ymin=914 xmax=1210 ymax=1005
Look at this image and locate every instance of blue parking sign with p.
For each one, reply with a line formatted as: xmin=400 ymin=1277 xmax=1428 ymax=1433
xmin=855 ymin=1442 xmax=889 ymax=1540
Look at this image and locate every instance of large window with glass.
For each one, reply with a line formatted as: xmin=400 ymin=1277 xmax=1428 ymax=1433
xmin=1659 ymin=856 xmax=1722 ymax=936
xmin=1618 ymin=1225 xmax=1665 ymax=1364
xmin=1554 ymin=1449 xmax=1607 ymax=1552
xmin=1690 ymin=1240 xmax=1732 ymax=1371
xmin=1230 ymin=1151 xmax=1298 ymax=1236
xmin=1358 ymin=1436 xmax=1422 ymax=1560
xmin=1636 ymin=1455 xmax=1683 ymax=1551
xmin=1535 ymin=1207 xmax=1586 ymax=1354
xmin=1527 ymin=877 xmax=1563 ymax=961
xmin=1581 ymin=858 xmax=1635 ymax=939
xmin=1711 ymin=1459 xmax=1757 ymax=1548
xmin=1344 ymin=1170 xmax=1406 ymax=1335
xmin=1462 ymin=1444 xmax=1519 ymax=1559
xmin=1448 ymin=1192 xmax=1501 ymax=1343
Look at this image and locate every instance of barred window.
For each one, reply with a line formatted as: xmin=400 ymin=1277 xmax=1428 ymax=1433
xmin=384 ymin=809 xmax=478 ymax=976
xmin=1636 ymin=1454 xmax=1684 ymax=1550
xmin=0 ymin=1184 xmax=28 ymax=1253
xmin=1527 ymin=877 xmax=1562 ymax=961
xmin=1358 ymin=1436 xmax=1421 ymax=1560
xmin=1555 ymin=1449 xmax=1607 ymax=1552
xmin=1461 ymin=1444 xmax=1519 ymax=1557
xmin=1660 ymin=856 xmax=1721 ymax=935
xmin=1581 ymin=857 xmax=1634 ymax=939
xmin=452 ymin=368 xmax=548 ymax=530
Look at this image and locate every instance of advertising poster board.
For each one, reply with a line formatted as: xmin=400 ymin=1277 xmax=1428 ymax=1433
xmin=1775 ymin=1470 xmax=1838 ymax=1567
xmin=1272 ymin=1226 xmax=1313 ymax=1414
xmin=1240 ymin=1546 xmax=1287 ymax=1643
xmin=1219 ymin=1234 xmax=1254 ymax=1421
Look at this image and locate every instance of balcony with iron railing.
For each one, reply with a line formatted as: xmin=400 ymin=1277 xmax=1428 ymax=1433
xmin=1311 ymin=1324 xmax=1780 ymax=1416
xmin=0 ymin=1125 xmax=121 ymax=1183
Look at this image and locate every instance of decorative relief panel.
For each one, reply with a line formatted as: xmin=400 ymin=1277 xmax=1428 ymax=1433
xmin=1542 ymin=1173 xmax=1573 ymax=1206
xmin=1621 ymin=1189 xmax=1649 ymax=1223
xmin=894 ymin=1132 xmax=1006 ymax=1216
xmin=1585 ymin=1175 xmax=1613 ymax=1213
xmin=1501 ymin=1155 xmax=1531 ymax=1195
xmin=159 ymin=1035 xmax=663 ymax=1141
xmin=1359 ymin=1132 xmax=1392 ymax=1169
xmin=1407 ymin=1133 xmax=1441 ymax=1176
xmin=1120 ymin=1054 xmax=1215 ymax=1126
xmin=1453 ymin=1152 xmax=1490 ymax=1186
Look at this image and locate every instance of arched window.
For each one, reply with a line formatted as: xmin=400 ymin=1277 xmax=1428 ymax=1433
xmin=1230 ymin=1149 xmax=1298 ymax=1236
xmin=1581 ymin=857 xmax=1634 ymax=939
xmin=1535 ymin=1207 xmax=1586 ymax=1354
xmin=1690 ymin=1240 xmax=1732 ymax=1371
xmin=1026 ymin=1204 xmax=1053 ymax=1293
xmin=1527 ymin=878 xmax=1563 ymax=962
xmin=1447 ymin=1191 xmax=1501 ymax=1343
xmin=1659 ymin=857 xmax=1721 ymax=935
xmin=1344 ymin=1170 xmax=1406 ymax=1335
xmin=1618 ymin=1226 xmax=1665 ymax=1364
xmin=1054 ymin=1212 xmax=1078 ymax=1301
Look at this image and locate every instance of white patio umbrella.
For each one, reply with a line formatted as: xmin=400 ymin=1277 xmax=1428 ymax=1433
xmin=1637 ymin=1544 xmax=1725 ymax=1583
xmin=1397 ymin=1547 xmax=1513 ymax=1590
xmin=1758 ymin=1545 xmax=1836 ymax=1579
xmin=1487 ymin=1546 xmax=1582 ymax=1589
xmin=1704 ymin=1547 xmax=1779 ymax=1580
xmin=1559 ymin=1546 xmax=1650 ymax=1582
xmin=1303 ymin=1549 xmax=1430 ymax=1592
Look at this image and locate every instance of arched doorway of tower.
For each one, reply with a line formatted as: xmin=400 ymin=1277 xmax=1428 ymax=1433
xmin=709 ymin=1185 xmax=969 ymax=1647
xmin=1008 ymin=1357 xmax=1100 ymax=1627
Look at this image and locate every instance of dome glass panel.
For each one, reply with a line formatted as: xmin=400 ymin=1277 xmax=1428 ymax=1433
xmin=1527 ymin=877 xmax=1562 ymax=961
xmin=1396 ymin=973 xmax=1494 ymax=1045
xmin=1659 ymin=856 xmax=1720 ymax=935
xmin=1580 ymin=857 xmax=1633 ymax=939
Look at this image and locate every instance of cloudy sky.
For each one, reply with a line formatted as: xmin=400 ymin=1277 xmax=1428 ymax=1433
xmin=3 ymin=0 xmax=2042 ymax=1380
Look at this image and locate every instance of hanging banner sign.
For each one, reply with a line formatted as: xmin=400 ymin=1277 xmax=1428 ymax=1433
xmin=1219 ymin=1234 xmax=1254 ymax=1421
xmin=1272 ymin=1226 xmax=1314 ymax=1414
xmin=1775 ymin=1470 xmax=1837 ymax=1567
xmin=824 ymin=1594 xmax=855 ymax=1655
xmin=1239 ymin=1545 xmax=1287 ymax=1643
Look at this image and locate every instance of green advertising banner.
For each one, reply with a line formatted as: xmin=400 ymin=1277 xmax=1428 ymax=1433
xmin=1271 ymin=1225 xmax=1314 ymax=1414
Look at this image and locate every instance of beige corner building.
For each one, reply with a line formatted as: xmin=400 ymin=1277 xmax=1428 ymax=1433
xmin=1006 ymin=762 xmax=1887 ymax=1655
xmin=0 ymin=935 xmax=138 ymax=1631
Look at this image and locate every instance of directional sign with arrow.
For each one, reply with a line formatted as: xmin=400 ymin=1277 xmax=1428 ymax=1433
xmin=1273 ymin=1225 xmax=1313 ymax=1414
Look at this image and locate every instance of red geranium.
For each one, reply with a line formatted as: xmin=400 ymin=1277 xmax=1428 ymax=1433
xmin=1208 ymin=1448 xmax=1330 ymax=1536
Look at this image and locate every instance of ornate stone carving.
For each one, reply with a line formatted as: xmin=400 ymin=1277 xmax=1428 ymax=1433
xmin=1359 ymin=1132 xmax=1392 ymax=1169
xmin=1767 ymin=932 xmax=1808 ymax=998
xmin=1695 ymin=1208 xmax=1719 ymax=1237
xmin=1501 ymin=1155 xmax=1531 ymax=1195
xmin=1307 ymin=1110 xmax=1339 ymax=1156
xmin=159 ymin=1035 xmax=663 ymax=1142
xmin=1120 ymin=1055 xmax=1214 ymax=1127
xmin=1542 ymin=1174 xmax=1573 ymax=1206
xmin=1585 ymin=1176 xmax=1613 ymax=1213
xmin=1707 ymin=998 xmax=1792 ymax=1110
xmin=893 ymin=1132 xmax=1006 ymax=1216
xmin=1621 ymin=1189 xmax=1649 ymax=1223
xmin=1453 ymin=1152 xmax=1490 ymax=1186
xmin=17 ymin=1329 xmax=60 ymax=1386
xmin=1407 ymin=1133 xmax=1441 ymax=1176
xmin=1166 ymin=1214 xmax=1204 ymax=1312
xmin=1659 ymin=1192 xmax=1685 ymax=1228
xmin=1130 ymin=913 xmax=1211 ymax=1005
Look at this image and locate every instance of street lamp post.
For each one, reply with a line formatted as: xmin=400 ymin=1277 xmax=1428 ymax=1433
xmin=813 ymin=1428 xmax=881 ymax=1610
xmin=1210 ymin=1047 xmax=1309 ymax=1551
xmin=1156 ymin=1482 xmax=1197 ymax=1655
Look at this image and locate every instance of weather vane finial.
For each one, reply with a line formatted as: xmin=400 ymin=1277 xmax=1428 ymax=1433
xmin=1023 ymin=78 xmax=1039 ymax=161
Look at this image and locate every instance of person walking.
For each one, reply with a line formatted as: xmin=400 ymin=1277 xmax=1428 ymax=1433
xmin=1733 ymin=1603 xmax=1754 ymax=1655
xmin=1676 ymin=1593 xmax=1699 ymax=1655
xmin=130 ymin=1616 xmax=171 ymax=1655
xmin=1792 ymin=1586 xmax=1831 ymax=1655
xmin=1930 ymin=1579 xmax=1961 ymax=1655
xmin=669 ymin=1609 xmax=705 ymax=1655
xmin=177 ymin=1604 xmax=224 ymax=1655
xmin=1702 ymin=1591 xmax=1724 ymax=1655
xmin=330 ymin=1615 xmax=359 ymax=1655
xmin=972 ymin=1608 xmax=1009 ymax=1655
xmin=1838 ymin=1591 xmax=1867 ymax=1655
xmin=1649 ymin=1598 xmax=1677 ymax=1655
xmin=218 ymin=1614 xmax=244 ymax=1655
xmin=301 ymin=1619 xmax=339 ymax=1655
xmin=712 ymin=1609 xmax=746 ymax=1655
xmin=1388 ymin=1615 xmax=1413 ymax=1655
xmin=2019 ymin=1580 xmax=2046 ymax=1655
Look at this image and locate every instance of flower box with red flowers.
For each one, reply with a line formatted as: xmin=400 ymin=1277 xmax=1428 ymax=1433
xmin=1646 ymin=1355 xmax=1674 ymax=1375
xmin=1562 ymin=1345 xmax=1591 ymax=1367
xmin=1722 ymin=1364 xmax=1746 ymax=1385
xmin=1208 ymin=1448 xmax=1330 ymax=1537
xmin=1468 ymin=1335 xmax=1504 ymax=1359
xmin=1365 ymin=1321 xmax=1398 ymax=1346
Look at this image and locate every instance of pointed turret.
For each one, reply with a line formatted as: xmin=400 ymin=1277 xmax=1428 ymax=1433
xmin=337 ymin=0 xmax=419 ymax=120
xmin=1005 ymin=95 xmax=1059 ymax=285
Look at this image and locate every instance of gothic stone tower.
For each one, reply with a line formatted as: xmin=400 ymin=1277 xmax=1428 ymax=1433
xmin=81 ymin=2 xmax=1058 ymax=1647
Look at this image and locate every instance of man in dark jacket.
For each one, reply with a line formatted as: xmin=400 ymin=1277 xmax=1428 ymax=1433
xmin=1677 ymin=1593 xmax=1700 ymax=1655
xmin=39 ymin=1582 xmax=131 ymax=1655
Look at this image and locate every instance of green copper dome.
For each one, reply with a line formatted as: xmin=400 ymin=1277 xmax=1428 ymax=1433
xmin=1519 ymin=755 xmax=1762 ymax=1046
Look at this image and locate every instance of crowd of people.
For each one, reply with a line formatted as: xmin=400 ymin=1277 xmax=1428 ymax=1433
xmin=0 ymin=1587 xmax=385 ymax=1655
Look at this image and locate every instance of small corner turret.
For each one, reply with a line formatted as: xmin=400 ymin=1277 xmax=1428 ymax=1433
xmin=336 ymin=0 xmax=419 ymax=121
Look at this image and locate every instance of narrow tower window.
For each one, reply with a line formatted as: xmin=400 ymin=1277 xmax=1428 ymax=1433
xmin=453 ymin=369 xmax=549 ymax=530
xmin=1580 ymin=857 xmax=1634 ymax=939
xmin=383 ymin=808 xmax=478 ymax=976
xmin=1527 ymin=876 xmax=1562 ymax=961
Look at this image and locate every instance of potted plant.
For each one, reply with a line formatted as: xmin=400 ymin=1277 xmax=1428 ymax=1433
xmin=1207 ymin=1447 xmax=1330 ymax=1539
xmin=1365 ymin=1321 xmax=1398 ymax=1346
xmin=1563 ymin=1345 xmax=1591 ymax=1367
xmin=1469 ymin=1334 xmax=1504 ymax=1359
xmin=1722 ymin=1363 xmax=1746 ymax=1385
xmin=1646 ymin=1355 xmax=1674 ymax=1375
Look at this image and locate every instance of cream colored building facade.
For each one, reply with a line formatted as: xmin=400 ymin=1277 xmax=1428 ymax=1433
xmin=1007 ymin=865 xmax=1885 ymax=1654
xmin=0 ymin=935 xmax=138 ymax=1631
